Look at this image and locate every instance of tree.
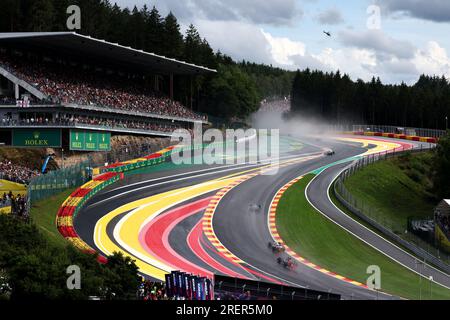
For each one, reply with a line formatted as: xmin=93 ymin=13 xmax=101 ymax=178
xmin=144 ymin=6 xmax=164 ymax=54
xmin=27 ymin=0 xmax=55 ymax=32
xmin=203 ymin=65 xmax=259 ymax=119
xmin=433 ymin=131 xmax=450 ymax=198
xmin=184 ymin=24 xmax=202 ymax=64
xmin=0 ymin=214 xmax=141 ymax=300
xmin=101 ymin=252 xmax=141 ymax=300
xmin=162 ymin=12 xmax=184 ymax=60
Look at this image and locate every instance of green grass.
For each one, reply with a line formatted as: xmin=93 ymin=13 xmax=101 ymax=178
xmin=276 ymin=174 xmax=450 ymax=300
xmin=30 ymin=188 xmax=75 ymax=249
xmin=343 ymin=152 xmax=435 ymax=235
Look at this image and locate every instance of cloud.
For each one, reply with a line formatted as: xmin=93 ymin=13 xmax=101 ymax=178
xmin=413 ymin=41 xmax=450 ymax=77
xmin=380 ymin=0 xmax=450 ymax=23
xmin=262 ymin=31 xmax=306 ymax=65
xmin=195 ymin=20 xmax=274 ymax=64
xmin=114 ymin=0 xmax=450 ymax=84
xmin=197 ymin=21 xmax=449 ymax=84
xmin=339 ymin=29 xmax=416 ymax=60
xmin=316 ymin=8 xmax=344 ymax=25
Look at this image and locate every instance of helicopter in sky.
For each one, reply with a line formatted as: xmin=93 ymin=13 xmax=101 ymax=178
xmin=323 ymin=30 xmax=331 ymax=37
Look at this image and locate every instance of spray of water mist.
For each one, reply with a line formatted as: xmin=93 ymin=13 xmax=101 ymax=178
xmin=250 ymin=103 xmax=344 ymax=138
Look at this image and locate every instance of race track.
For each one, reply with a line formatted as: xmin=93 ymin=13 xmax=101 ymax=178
xmin=73 ymin=134 xmax=449 ymax=299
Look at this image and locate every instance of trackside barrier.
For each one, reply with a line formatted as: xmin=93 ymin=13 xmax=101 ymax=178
xmin=344 ymin=131 xmax=439 ymax=144
xmin=352 ymin=125 xmax=446 ymax=139
xmin=96 ymin=141 xmax=229 ymax=175
xmin=214 ymin=275 xmax=341 ymax=300
xmin=334 ymin=148 xmax=450 ymax=274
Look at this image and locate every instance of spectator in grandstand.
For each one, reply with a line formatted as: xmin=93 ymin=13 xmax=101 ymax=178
xmin=1 ymin=114 xmax=185 ymax=134
xmin=0 ymin=54 xmax=207 ymax=121
xmin=259 ymin=98 xmax=291 ymax=113
xmin=0 ymin=160 xmax=40 ymax=184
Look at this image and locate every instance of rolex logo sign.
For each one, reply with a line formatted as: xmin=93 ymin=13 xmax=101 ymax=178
xmin=69 ymin=130 xmax=110 ymax=151
xmin=25 ymin=130 xmax=48 ymax=146
xmin=13 ymin=129 xmax=61 ymax=147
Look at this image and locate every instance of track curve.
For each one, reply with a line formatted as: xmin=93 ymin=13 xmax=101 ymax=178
xmin=73 ymin=135 xmax=448 ymax=299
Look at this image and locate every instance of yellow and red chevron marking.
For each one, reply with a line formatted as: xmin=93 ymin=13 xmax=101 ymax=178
xmin=268 ymin=176 xmax=368 ymax=289
xmin=202 ymin=155 xmax=321 ymax=265
xmin=202 ymin=174 xmax=257 ymax=264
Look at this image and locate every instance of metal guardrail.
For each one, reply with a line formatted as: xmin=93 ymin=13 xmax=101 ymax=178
xmin=334 ymin=147 xmax=450 ymax=274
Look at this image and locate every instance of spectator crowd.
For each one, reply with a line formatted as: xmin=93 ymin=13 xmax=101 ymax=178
xmin=137 ymin=281 xmax=168 ymax=301
xmin=1 ymin=114 xmax=182 ymax=134
xmin=1 ymin=191 xmax=27 ymax=217
xmin=0 ymin=160 xmax=40 ymax=184
xmin=0 ymin=54 xmax=206 ymax=121
xmin=259 ymin=97 xmax=291 ymax=113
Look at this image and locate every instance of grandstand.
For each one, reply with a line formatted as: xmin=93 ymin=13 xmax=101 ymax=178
xmin=0 ymin=32 xmax=215 ymax=149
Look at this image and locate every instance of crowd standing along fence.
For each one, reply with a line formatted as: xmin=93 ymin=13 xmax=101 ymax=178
xmin=352 ymin=124 xmax=447 ymax=138
xmin=333 ymin=146 xmax=450 ymax=273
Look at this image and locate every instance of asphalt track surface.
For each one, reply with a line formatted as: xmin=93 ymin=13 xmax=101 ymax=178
xmin=74 ymin=135 xmax=450 ymax=300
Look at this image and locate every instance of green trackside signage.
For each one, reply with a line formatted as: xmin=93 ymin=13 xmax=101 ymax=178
xmin=12 ymin=129 xmax=61 ymax=147
xmin=70 ymin=130 xmax=111 ymax=151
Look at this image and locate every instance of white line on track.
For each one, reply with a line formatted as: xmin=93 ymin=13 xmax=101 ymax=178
xmin=88 ymin=152 xmax=324 ymax=207
xmin=306 ymin=164 xmax=450 ymax=290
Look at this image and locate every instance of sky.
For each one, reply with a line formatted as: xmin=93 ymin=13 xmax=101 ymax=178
xmin=114 ymin=0 xmax=450 ymax=84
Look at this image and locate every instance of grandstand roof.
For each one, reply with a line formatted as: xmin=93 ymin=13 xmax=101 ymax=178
xmin=0 ymin=32 xmax=216 ymax=75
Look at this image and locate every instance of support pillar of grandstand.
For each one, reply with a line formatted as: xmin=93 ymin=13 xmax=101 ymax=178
xmin=169 ymin=73 xmax=174 ymax=100
xmin=14 ymin=83 xmax=19 ymax=99
xmin=153 ymin=75 xmax=158 ymax=92
xmin=190 ymin=75 xmax=193 ymax=110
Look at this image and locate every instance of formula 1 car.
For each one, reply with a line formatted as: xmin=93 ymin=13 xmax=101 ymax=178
xmin=268 ymin=241 xmax=285 ymax=253
xmin=324 ymin=149 xmax=335 ymax=156
xmin=276 ymin=256 xmax=297 ymax=270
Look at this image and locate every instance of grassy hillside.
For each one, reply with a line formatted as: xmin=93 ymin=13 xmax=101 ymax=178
xmin=276 ymin=174 xmax=450 ymax=300
xmin=343 ymin=152 xmax=436 ymax=235
xmin=30 ymin=188 xmax=75 ymax=249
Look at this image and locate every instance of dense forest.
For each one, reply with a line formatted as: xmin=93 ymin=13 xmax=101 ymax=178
xmin=1 ymin=1 xmax=448 ymax=127
xmin=0 ymin=0 xmax=293 ymax=119
xmin=291 ymin=69 xmax=450 ymax=130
